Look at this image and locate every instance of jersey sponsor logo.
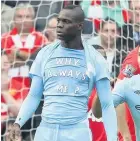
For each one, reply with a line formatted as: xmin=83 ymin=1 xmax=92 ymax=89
xmin=122 ymin=64 xmax=136 ymax=77
xmin=135 ymin=105 xmax=140 ymax=111
xmin=134 ymin=90 xmax=140 ymax=95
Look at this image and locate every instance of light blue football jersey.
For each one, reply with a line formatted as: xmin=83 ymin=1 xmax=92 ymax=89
xmin=30 ymin=45 xmax=90 ymax=124
xmin=15 ymin=41 xmax=118 ymax=140
xmin=112 ymin=75 xmax=140 ymax=141
xmin=29 ymin=44 xmax=109 ymax=125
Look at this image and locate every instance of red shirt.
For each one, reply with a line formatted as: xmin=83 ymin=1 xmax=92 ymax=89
xmin=1 ymin=27 xmax=48 ymax=87
xmin=1 ymin=27 xmax=48 ymax=54
xmin=118 ymin=46 xmax=140 ymax=79
xmin=117 ymin=46 xmax=140 ymax=141
xmin=1 ymin=79 xmax=29 ymax=118
xmin=88 ymin=89 xmax=107 ymax=141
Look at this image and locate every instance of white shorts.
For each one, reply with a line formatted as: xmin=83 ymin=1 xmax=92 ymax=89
xmin=34 ymin=119 xmax=92 ymax=141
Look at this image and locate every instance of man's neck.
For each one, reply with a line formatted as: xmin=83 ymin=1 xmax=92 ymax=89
xmin=17 ymin=28 xmax=31 ymax=36
xmin=20 ymin=33 xmax=29 ymax=37
xmin=61 ymin=36 xmax=84 ymax=50
xmin=101 ymin=40 xmax=115 ymax=50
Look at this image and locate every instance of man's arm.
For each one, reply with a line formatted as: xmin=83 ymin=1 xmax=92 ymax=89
xmin=7 ymin=49 xmax=31 ymax=68
xmin=15 ymin=75 xmax=43 ymax=127
xmin=112 ymin=81 xmax=131 ymax=141
xmin=95 ymin=78 xmax=117 ymax=141
xmin=15 ymin=50 xmax=29 ymax=61
xmin=92 ymin=81 xmax=132 ymax=141
xmin=116 ymin=104 xmax=131 ymax=141
xmin=2 ymin=91 xmax=21 ymax=117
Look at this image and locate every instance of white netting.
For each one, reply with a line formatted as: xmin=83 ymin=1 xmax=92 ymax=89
xmin=1 ymin=0 xmax=140 ymax=141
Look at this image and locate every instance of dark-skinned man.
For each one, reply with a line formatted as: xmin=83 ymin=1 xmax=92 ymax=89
xmin=10 ymin=5 xmax=117 ymax=141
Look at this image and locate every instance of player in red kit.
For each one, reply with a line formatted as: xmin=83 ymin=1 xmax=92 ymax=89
xmin=90 ymin=46 xmax=140 ymax=141
xmin=117 ymin=46 xmax=140 ymax=141
xmin=118 ymin=46 xmax=140 ymax=79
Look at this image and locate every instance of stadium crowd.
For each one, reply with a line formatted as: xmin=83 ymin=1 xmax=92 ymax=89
xmin=1 ymin=0 xmax=140 ymax=141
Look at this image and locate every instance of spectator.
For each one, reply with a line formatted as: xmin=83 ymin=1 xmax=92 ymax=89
xmin=1 ymin=51 xmax=29 ymax=141
xmin=1 ymin=2 xmax=48 ymax=87
xmin=44 ymin=13 xmax=58 ymax=42
xmin=122 ymin=0 xmax=140 ymax=50
xmin=88 ymin=17 xmax=126 ymax=83
xmin=129 ymin=0 xmax=140 ymax=44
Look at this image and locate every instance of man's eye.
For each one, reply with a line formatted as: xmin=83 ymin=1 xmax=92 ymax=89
xmin=64 ymin=20 xmax=70 ymax=24
xmin=66 ymin=20 xmax=69 ymax=23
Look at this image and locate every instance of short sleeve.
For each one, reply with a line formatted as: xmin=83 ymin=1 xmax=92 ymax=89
xmin=95 ymin=52 xmax=110 ymax=81
xmin=112 ymin=80 xmax=127 ymax=107
xmin=118 ymin=63 xmax=137 ymax=79
xmin=29 ymin=48 xmax=45 ymax=78
xmin=118 ymin=48 xmax=138 ymax=79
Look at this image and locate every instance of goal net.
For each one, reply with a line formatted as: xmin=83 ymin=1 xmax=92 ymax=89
xmin=1 ymin=0 xmax=139 ymax=141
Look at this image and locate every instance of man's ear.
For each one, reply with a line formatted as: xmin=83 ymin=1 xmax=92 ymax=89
xmin=77 ymin=22 xmax=84 ymax=30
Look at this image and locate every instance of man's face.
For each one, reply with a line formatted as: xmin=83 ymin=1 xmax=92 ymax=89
xmin=100 ymin=22 xmax=118 ymax=47
xmin=45 ymin=18 xmax=58 ymax=42
xmin=14 ymin=8 xmax=34 ymax=32
xmin=129 ymin=1 xmax=140 ymax=31
xmin=57 ymin=9 xmax=81 ymax=41
xmin=48 ymin=18 xmax=58 ymax=30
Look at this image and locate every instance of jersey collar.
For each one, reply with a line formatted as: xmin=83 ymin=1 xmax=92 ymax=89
xmin=10 ymin=27 xmax=35 ymax=35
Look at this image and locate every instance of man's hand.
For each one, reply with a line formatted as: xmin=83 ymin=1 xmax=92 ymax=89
xmin=10 ymin=123 xmax=21 ymax=141
xmin=7 ymin=47 xmax=28 ymax=67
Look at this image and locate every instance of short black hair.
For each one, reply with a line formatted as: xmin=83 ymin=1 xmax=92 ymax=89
xmin=100 ymin=17 xmax=119 ymax=30
xmin=63 ymin=5 xmax=85 ymax=22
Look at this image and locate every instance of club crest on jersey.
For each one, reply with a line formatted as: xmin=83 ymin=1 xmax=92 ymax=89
xmin=123 ymin=64 xmax=136 ymax=77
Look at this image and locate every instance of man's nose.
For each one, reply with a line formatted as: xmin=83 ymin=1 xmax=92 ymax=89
xmin=57 ymin=21 xmax=64 ymax=28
